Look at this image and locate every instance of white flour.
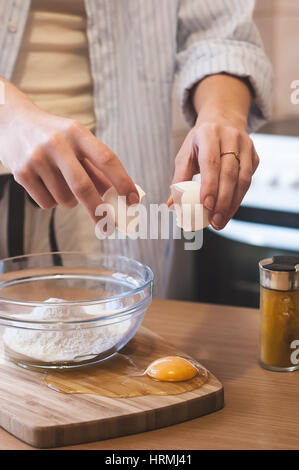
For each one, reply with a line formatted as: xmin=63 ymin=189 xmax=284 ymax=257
xmin=3 ymin=298 xmax=130 ymax=363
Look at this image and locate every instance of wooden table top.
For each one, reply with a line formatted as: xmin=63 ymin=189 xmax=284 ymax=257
xmin=1 ymin=298 xmax=298 ymax=450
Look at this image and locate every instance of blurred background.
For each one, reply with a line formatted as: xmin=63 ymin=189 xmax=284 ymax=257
xmin=168 ymin=0 xmax=299 ymax=307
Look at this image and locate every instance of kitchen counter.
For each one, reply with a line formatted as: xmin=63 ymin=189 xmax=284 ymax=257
xmin=1 ymin=298 xmax=298 ymax=450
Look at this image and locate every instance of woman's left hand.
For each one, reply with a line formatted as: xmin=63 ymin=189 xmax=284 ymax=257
xmin=170 ymin=120 xmax=259 ymax=230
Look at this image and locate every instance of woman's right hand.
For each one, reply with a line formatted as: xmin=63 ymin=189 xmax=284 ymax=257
xmin=0 ymin=78 xmax=139 ymax=222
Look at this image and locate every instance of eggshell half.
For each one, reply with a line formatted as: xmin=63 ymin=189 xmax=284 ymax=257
xmin=171 ymin=176 xmax=209 ymax=231
xmin=102 ymin=184 xmax=146 ymax=235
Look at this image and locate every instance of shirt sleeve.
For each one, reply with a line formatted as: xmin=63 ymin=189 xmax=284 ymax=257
xmin=176 ymin=0 xmax=273 ymax=133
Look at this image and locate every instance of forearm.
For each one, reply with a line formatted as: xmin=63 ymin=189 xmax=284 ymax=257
xmin=0 ymin=75 xmax=38 ymax=129
xmin=0 ymin=76 xmax=16 ymax=124
xmin=192 ymin=74 xmax=252 ymax=131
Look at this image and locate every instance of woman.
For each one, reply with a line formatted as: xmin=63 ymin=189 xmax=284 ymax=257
xmin=0 ymin=0 xmax=272 ymax=296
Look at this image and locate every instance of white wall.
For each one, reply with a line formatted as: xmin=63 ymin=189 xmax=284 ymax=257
xmin=254 ymin=0 xmax=299 ymax=119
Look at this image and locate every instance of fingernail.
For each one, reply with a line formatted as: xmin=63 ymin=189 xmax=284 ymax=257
xmin=204 ymin=195 xmax=215 ymax=211
xmin=212 ymin=213 xmax=224 ymax=230
xmin=127 ymin=192 xmax=140 ymax=206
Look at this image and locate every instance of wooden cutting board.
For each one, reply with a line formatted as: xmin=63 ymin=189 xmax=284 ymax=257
xmin=0 ymin=327 xmax=224 ymax=448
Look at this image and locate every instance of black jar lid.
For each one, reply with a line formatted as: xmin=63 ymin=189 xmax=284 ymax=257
xmin=259 ymin=256 xmax=299 ymax=291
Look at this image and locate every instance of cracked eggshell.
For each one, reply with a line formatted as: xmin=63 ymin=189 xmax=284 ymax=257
xmin=171 ymin=179 xmax=209 ymax=232
xmin=102 ymin=184 xmax=145 ymax=235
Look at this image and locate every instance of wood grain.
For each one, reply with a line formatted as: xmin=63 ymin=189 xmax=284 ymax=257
xmin=0 ymin=326 xmax=223 ymax=448
xmin=45 ymin=328 xmax=210 ymax=397
xmin=1 ymin=299 xmax=299 ymax=450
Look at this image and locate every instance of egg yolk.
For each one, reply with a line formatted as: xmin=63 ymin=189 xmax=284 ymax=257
xmin=146 ymin=356 xmax=198 ymax=382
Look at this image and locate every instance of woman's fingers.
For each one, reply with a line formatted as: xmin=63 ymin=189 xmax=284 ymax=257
xmin=193 ymin=124 xmax=221 ymax=211
xmin=252 ymin=149 xmax=260 ymax=174
xmin=210 ymin=154 xmax=240 ymax=229
xmin=80 ymin=158 xmax=112 ymax=196
xmin=44 ymin=138 xmax=105 ymax=222
xmin=70 ymin=123 xmax=139 ymax=205
xmin=31 ymin=154 xmax=78 ymax=209
xmin=171 ymin=128 xmax=198 ymax=184
xmin=169 ymin=128 xmax=200 ymax=207
xmin=171 ymin=123 xmax=257 ymax=230
xmin=42 ymin=168 xmax=78 ymax=209
xmin=227 ymin=139 xmax=257 ymax=222
xmin=14 ymin=169 xmax=57 ymax=210
xmin=211 ymin=132 xmax=257 ymax=229
xmin=28 ymin=122 xmax=138 ymax=222
xmin=58 ymin=158 xmax=105 ymax=222
xmin=208 ymin=127 xmax=240 ymax=229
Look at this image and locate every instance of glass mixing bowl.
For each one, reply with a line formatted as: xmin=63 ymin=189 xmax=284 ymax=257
xmin=0 ymin=252 xmax=153 ymax=370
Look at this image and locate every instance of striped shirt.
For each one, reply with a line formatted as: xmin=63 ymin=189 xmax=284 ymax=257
xmin=0 ymin=0 xmax=273 ymax=297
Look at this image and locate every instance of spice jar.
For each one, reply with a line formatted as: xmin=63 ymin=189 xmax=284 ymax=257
xmin=259 ymin=256 xmax=299 ymax=372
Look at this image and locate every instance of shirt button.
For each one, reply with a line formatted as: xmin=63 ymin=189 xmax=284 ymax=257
xmin=8 ymin=21 xmax=18 ymax=33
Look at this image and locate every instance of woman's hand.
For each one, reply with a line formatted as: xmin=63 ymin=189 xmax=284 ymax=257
xmin=170 ymin=121 xmax=259 ymax=230
xmin=0 ymin=78 xmax=139 ymax=222
xmin=170 ymin=74 xmax=259 ymax=231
